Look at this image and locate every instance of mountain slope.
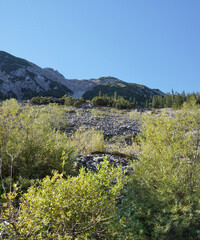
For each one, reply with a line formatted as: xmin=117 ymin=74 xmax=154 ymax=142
xmin=0 ymin=51 xmax=164 ymax=101
xmin=0 ymin=51 xmax=72 ymax=100
xmin=83 ymin=81 xmax=164 ymax=105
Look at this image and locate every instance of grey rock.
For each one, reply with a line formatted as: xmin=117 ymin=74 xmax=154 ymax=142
xmin=75 ymin=153 xmax=134 ymax=174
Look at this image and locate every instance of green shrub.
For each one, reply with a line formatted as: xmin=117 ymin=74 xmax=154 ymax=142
xmin=0 ymin=99 xmax=75 ymax=183
xmin=30 ymin=96 xmax=54 ymax=105
xmin=56 ymin=95 xmax=85 ymax=107
xmin=63 ymin=96 xmax=77 ymax=106
xmin=114 ymin=97 xmax=133 ymax=109
xmin=91 ymin=95 xmax=134 ymax=109
xmin=91 ymin=96 xmax=112 ymax=107
xmin=2 ymin=161 xmax=126 ymax=239
xmin=126 ymin=109 xmax=200 ymax=239
xmin=79 ymin=96 xmax=86 ymax=103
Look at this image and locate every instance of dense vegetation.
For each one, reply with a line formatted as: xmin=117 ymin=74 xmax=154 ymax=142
xmin=91 ymin=90 xmax=200 ymax=109
xmin=90 ymin=90 xmax=200 ymax=109
xmin=29 ymin=94 xmax=85 ymax=107
xmin=28 ymin=90 xmax=200 ymax=110
xmin=126 ymin=105 xmax=200 ymax=239
xmin=0 ymin=99 xmax=200 ymax=239
xmin=82 ymin=81 xmax=160 ymax=104
xmin=82 ymin=81 xmax=200 ymax=109
xmin=151 ymin=91 xmax=200 ymax=109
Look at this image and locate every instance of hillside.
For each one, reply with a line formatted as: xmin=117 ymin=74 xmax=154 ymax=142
xmin=0 ymin=51 xmax=164 ymax=101
xmin=0 ymin=51 xmax=72 ymax=100
xmin=83 ymin=81 xmax=165 ymax=105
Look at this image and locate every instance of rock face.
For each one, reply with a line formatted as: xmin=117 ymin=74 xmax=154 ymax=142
xmin=0 ymin=51 xmax=165 ymax=100
xmin=42 ymin=69 xmax=122 ymax=98
xmin=0 ymin=51 xmax=125 ymax=100
xmin=0 ymin=51 xmax=72 ymax=100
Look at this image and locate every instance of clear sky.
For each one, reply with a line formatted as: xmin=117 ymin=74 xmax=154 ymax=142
xmin=0 ymin=0 xmax=199 ymax=93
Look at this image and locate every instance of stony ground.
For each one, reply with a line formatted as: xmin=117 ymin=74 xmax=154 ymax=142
xmin=65 ymin=106 xmax=142 ymax=137
xmin=63 ymin=106 xmax=147 ymax=171
xmin=63 ymin=106 xmax=175 ymax=171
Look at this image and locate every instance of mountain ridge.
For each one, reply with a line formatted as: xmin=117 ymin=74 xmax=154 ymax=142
xmin=0 ymin=51 xmax=164 ymax=101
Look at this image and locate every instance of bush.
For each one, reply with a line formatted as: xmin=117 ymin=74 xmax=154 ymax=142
xmin=126 ymin=109 xmax=200 ymax=239
xmin=56 ymin=95 xmax=85 ymax=107
xmin=91 ymin=95 xmax=134 ymax=109
xmin=63 ymin=96 xmax=77 ymax=106
xmin=2 ymin=161 xmax=126 ymax=239
xmin=114 ymin=97 xmax=133 ymax=109
xmin=0 ymin=99 xmax=75 ymax=183
xmin=30 ymin=96 xmax=54 ymax=105
xmin=91 ymin=96 xmax=111 ymax=107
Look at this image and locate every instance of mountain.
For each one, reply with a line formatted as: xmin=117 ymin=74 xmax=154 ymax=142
xmin=0 ymin=51 xmax=164 ymax=101
xmin=0 ymin=51 xmax=73 ymax=100
xmin=83 ymin=81 xmax=165 ymax=104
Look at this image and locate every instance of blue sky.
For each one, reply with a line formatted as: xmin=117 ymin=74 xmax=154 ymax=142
xmin=1 ymin=0 xmax=199 ymax=93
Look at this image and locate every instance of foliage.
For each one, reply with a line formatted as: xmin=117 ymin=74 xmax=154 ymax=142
xmin=83 ymin=81 xmax=160 ymax=107
xmin=70 ymin=127 xmax=105 ymax=154
xmin=2 ymin=161 xmax=127 ymax=239
xmin=56 ymin=94 xmax=86 ymax=107
xmin=26 ymin=87 xmax=200 ymax=110
xmin=105 ymin=135 xmax=140 ymax=157
xmin=91 ymin=95 xmax=112 ymax=107
xmin=91 ymin=95 xmax=134 ymax=109
xmin=64 ymin=96 xmax=77 ymax=106
xmin=151 ymin=91 xmax=200 ymax=109
xmin=90 ymin=108 xmax=109 ymax=118
xmin=29 ymin=95 xmax=86 ymax=107
xmin=88 ymin=86 xmax=200 ymax=109
xmin=1 ymin=98 xmax=200 ymax=239
xmin=126 ymin=108 xmax=200 ymax=239
xmin=114 ymin=96 xmax=133 ymax=109
xmin=29 ymin=96 xmax=54 ymax=105
xmin=128 ymin=110 xmax=143 ymax=121
xmin=0 ymin=99 xmax=75 ymax=184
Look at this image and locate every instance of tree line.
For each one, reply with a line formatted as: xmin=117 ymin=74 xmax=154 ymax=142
xmin=28 ymin=90 xmax=200 ymax=109
xmin=151 ymin=90 xmax=200 ymax=108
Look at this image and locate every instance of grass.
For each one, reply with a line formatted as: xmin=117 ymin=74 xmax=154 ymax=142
xmin=69 ymin=127 xmax=105 ymax=154
xmin=105 ymin=135 xmax=140 ymax=156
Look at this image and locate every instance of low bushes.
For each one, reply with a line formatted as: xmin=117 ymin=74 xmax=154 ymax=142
xmin=126 ymin=109 xmax=200 ymax=239
xmin=1 ymin=161 xmax=127 ymax=239
xmin=0 ymin=99 xmax=75 ymax=183
xmin=91 ymin=95 xmax=134 ymax=109
xmin=0 ymin=99 xmax=200 ymax=239
xmin=29 ymin=96 xmax=54 ymax=105
xmin=29 ymin=95 xmax=86 ymax=107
